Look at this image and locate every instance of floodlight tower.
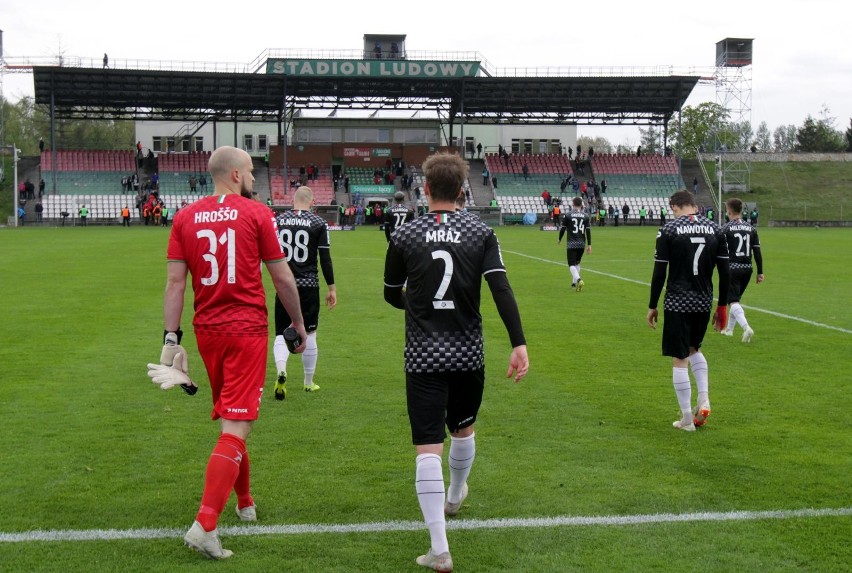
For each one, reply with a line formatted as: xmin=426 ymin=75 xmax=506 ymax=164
xmin=1 ymin=29 xmax=5 ymax=149
xmin=714 ymin=38 xmax=753 ymax=217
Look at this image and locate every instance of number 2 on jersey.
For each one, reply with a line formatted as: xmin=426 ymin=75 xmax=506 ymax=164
xmin=431 ymin=250 xmax=456 ymax=310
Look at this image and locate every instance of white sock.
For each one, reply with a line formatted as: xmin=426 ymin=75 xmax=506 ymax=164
xmin=689 ymin=352 xmax=709 ymax=395
xmin=273 ymin=335 xmax=289 ymax=374
xmin=448 ymin=434 xmax=475 ymax=503
xmin=569 ymin=265 xmax=580 ymax=283
xmin=672 ymin=367 xmax=692 ymax=418
xmin=731 ymin=302 xmax=750 ymax=330
xmin=303 ymin=332 xmax=318 ymax=386
xmin=415 ymin=454 xmax=448 ymax=554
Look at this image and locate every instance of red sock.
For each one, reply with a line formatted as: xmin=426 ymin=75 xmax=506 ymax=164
xmin=234 ymin=449 xmax=254 ymax=510
xmin=196 ymin=433 xmax=246 ymax=531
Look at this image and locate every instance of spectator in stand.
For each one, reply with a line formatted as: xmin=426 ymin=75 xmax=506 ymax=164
xmin=390 ymin=42 xmax=400 ymax=59
xmin=35 ymin=201 xmax=44 ymax=223
xmin=103 ymin=53 xmax=109 ymax=68
xmin=541 ymin=189 xmax=551 ymax=206
xmin=18 ymin=206 xmax=26 ymax=226
xmin=199 ymin=174 xmax=208 ymax=193
xmin=25 ymin=178 xmax=35 ymax=200
xmin=600 ymin=178 xmax=607 ymax=194
xmin=491 ymin=176 xmax=498 ymax=189
xmin=151 ymin=172 xmax=159 ymax=191
xmin=567 ymin=146 xmax=573 ymax=160
xmin=588 ymin=147 xmax=594 ymax=162
xmin=39 ymin=138 xmax=45 ymax=153
xmin=476 ymin=142 xmax=482 ymax=159
xmin=306 ymin=164 xmax=314 ymax=181
xmin=577 ymin=144 xmax=582 ymax=158
xmin=522 ymin=163 xmax=529 ymax=181
xmin=374 ymin=42 xmax=382 ymax=59
xmin=693 ymin=176 xmax=699 ymax=194
xmin=482 ymin=167 xmax=489 ymax=186
xmin=189 ymin=175 xmax=197 ymax=193
xmin=622 ymin=202 xmax=630 ymax=222
xmin=637 ymin=146 xmax=642 ymax=157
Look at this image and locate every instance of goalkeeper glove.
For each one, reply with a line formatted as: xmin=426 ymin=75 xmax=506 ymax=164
xmin=147 ymin=353 xmax=198 ymax=392
xmin=713 ymin=305 xmax=729 ymax=332
xmin=159 ymin=330 xmax=198 ymax=395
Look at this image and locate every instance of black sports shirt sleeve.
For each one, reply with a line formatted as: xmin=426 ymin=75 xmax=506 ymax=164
xmin=649 ymin=261 xmax=667 ymax=309
xmin=485 ymin=271 xmax=526 ymax=348
xmin=319 ymin=249 xmax=335 ymax=286
xmin=383 ymin=240 xmax=406 ymax=309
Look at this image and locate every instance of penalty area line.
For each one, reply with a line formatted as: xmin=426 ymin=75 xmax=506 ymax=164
xmin=504 ymin=250 xmax=852 ymax=334
xmin=1 ymin=507 xmax=850 ymax=543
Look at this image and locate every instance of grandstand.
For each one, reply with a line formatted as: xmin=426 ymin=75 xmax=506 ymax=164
xmin=36 ymin=149 xmax=211 ymax=223
xmin=489 ymin=152 xmax=686 ymax=223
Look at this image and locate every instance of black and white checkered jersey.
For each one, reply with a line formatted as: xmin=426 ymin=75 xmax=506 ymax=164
xmin=560 ymin=210 xmax=590 ymax=249
xmin=654 ymin=214 xmax=729 ymax=313
xmin=274 ymin=209 xmax=330 ymax=288
xmin=385 ymin=204 xmax=414 ymax=233
xmin=722 ymin=219 xmax=761 ymax=271
xmin=384 ymin=210 xmax=506 ymax=373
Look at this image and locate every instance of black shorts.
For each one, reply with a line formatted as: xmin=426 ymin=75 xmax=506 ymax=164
xmin=728 ymin=268 xmax=752 ymax=303
xmin=662 ymin=310 xmax=711 ymax=359
xmin=406 ymin=369 xmax=485 ymax=445
xmin=275 ymin=286 xmax=319 ymax=334
xmin=567 ymin=248 xmax=584 ymax=266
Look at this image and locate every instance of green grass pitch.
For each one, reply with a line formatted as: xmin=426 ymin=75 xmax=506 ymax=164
xmin=0 ymin=224 xmax=849 ymax=572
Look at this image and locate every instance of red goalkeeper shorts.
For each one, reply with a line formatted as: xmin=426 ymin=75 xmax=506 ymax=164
xmin=196 ymin=332 xmax=268 ymax=421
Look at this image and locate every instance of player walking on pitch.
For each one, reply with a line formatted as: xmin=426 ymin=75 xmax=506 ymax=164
xmin=384 ymin=190 xmax=414 ymax=241
xmin=647 ymin=190 xmax=730 ymax=431
xmin=147 ymin=146 xmax=307 ymax=559
xmin=558 ymin=196 xmax=592 ymax=291
xmin=272 ymin=186 xmax=337 ymax=397
xmin=384 ymin=152 xmax=529 ymax=571
xmin=720 ymin=198 xmax=764 ymax=342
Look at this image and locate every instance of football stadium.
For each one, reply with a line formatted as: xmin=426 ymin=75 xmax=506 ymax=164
xmin=1 ymin=34 xmax=850 ymax=572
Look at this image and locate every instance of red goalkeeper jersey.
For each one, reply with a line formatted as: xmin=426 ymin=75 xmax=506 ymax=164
xmin=167 ymin=194 xmax=284 ymax=334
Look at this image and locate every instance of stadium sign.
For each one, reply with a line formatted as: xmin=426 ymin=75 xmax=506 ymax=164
xmin=351 ymin=185 xmax=396 ymax=194
xmin=267 ymin=59 xmax=480 ymax=78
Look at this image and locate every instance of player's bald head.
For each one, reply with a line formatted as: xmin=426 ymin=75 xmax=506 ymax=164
xmin=293 ymin=186 xmax=314 ymax=209
xmin=208 ymin=146 xmax=251 ymax=182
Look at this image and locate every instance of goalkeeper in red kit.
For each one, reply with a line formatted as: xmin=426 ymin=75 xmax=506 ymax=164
xmin=646 ymin=190 xmax=729 ymax=431
xmin=147 ymin=146 xmax=307 ymax=559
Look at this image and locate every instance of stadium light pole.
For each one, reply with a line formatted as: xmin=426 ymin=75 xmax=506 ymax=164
xmin=2 ymin=144 xmax=20 ymax=227
xmin=716 ymin=155 xmax=723 ymax=224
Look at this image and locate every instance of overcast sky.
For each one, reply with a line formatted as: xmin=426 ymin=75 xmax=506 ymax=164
xmin=2 ymin=0 xmax=850 ymax=147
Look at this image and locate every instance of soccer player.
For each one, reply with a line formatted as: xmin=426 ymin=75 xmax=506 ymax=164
xmin=272 ymin=186 xmax=337 ymax=397
xmin=148 ymin=146 xmax=307 ymax=559
xmin=383 ymin=152 xmax=529 ymax=572
xmin=384 ymin=190 xmax=414 ymax=241
xmin=647 ymin=190 xmax=730 ymax=431
xmin=558 ymin=196 xmax=592 ymax=291
xmin=721 ymin=198 xmax=764 ymax=342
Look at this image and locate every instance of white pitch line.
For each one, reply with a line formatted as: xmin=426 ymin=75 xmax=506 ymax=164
xmin=505 ymin=250 xmax=852 ymax=334
xmin=1 ymin=507 xmax=849 ymax=544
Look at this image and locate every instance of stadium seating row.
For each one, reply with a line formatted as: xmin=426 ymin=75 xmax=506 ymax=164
xmin=495 ymin=194 xmax=671 ymax=217
xmin=40 ymin=150 xmax=136 ymax=172
xmin=40 ymin=194 xmax=206 ymax=220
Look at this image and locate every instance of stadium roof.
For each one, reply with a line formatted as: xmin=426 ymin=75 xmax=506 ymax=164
xmin=32 ymin=65 xmax=700 ymax=126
